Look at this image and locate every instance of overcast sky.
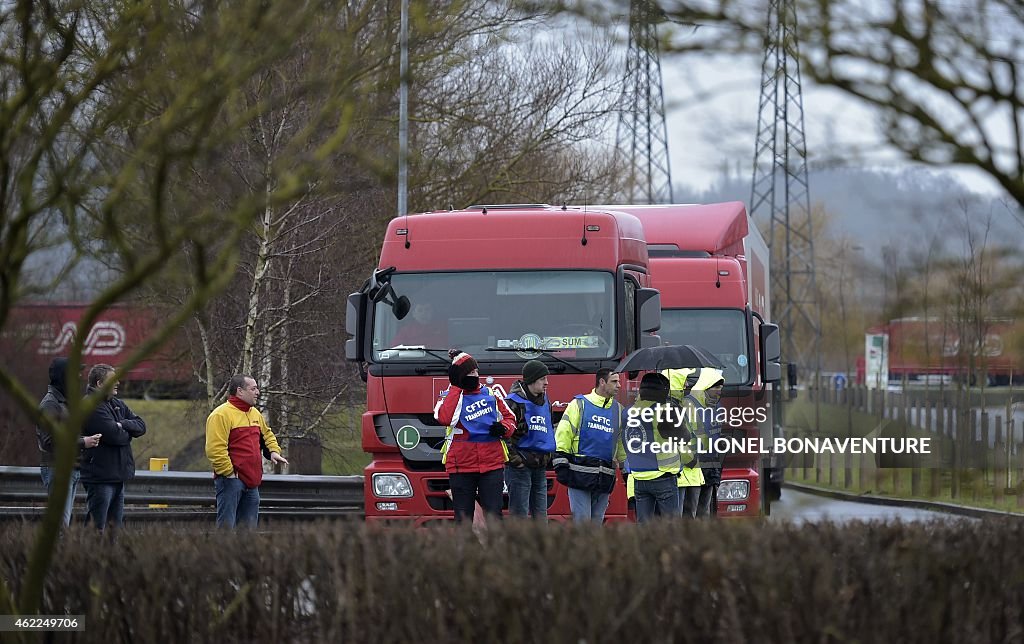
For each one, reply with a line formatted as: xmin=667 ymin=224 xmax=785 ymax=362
xmin=658 ymin=50 xmax=1010 ymax=198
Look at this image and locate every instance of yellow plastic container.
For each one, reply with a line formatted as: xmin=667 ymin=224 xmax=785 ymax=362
xmin=149 ymin=458 xmax=168 ymax=508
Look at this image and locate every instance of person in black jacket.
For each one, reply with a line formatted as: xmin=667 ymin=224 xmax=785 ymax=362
xmin=80 ymin=364 xmax=146 ymax=530
xmin=37 ymin=357 xmax=101 ymax=527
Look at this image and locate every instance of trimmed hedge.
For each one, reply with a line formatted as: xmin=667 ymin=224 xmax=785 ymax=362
xmin=2 ymin=518 xmax=1023 ymax=642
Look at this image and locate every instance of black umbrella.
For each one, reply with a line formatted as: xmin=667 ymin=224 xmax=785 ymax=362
xmin=616 ymin=344 xmax=726 ymax=373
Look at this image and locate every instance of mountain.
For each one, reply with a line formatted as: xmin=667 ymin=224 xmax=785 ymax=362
xmin=674 ymin=166 xmax=1022 ymax=264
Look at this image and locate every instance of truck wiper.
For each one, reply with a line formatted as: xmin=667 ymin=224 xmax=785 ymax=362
xmin=383 ymin=346 xmax=452 ymax=363
xmin=484 ymin=347 xmax=583 ymax=373
xmin=380 ymin=346 xmax=452 ymax=375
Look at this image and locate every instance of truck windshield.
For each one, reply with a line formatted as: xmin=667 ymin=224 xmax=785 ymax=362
xmin=371 ymin=271 xmax=616 ymax=361
xmin=659 ymin=309 xmax=750 ymax=385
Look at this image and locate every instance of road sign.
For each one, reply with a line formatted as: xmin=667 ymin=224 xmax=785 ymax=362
xmin=865 ymin=333 xmax=889 ymax=390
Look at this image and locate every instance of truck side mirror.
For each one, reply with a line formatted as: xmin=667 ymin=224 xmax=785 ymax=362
xmin=636 ymin=288 xmax=661 ymax=334
xmin=640 ymin=334 xmax=661 ymax=348
xmin=364 ymin=265 xmax=409 ymax=320
xmin=760 ymin=323 xmax=782 ymax=383
xmin=345 ymin=292 xmax=367 ymax=363
xmin=761 ymin=323 xmax=781 ymax=361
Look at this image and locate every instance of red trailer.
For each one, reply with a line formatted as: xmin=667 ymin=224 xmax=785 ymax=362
xmin=868 ymin=317 xmax=1024 ymax=386
xmin=1 ymin=303 xmax=191 ymax=396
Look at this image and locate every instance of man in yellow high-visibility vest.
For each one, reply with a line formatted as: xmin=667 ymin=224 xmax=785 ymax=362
xmin=621 ymin=373 xmax=692 ymax=522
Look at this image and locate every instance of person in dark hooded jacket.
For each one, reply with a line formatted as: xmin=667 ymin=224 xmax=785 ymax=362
xmin=37 ymin=357 xmax=101 ymax=527
xmin=692 ymin=371 xmax=725 ymax=518
xmin=79 ymin=363 xmax=146 ymax=530
xmin=504 ymin=360 xmax=555 ymax=520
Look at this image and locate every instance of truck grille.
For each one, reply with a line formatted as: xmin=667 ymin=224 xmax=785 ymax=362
xmin=423 ymin=476 xmax=556 ymax=511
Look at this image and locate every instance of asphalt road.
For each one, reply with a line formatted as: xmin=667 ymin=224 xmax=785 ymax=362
xmin=768 ymin=488 xmax=968 ymax=523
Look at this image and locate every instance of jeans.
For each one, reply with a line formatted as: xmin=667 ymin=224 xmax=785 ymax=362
xmin=696 ymin=484 xmax=718 ymax=518
xmin=40 ymin=466 xmax=81 ymax=527
xmin=680 ymin=486 xmax=701 ymax=518
xmin=215 ymin=477 xmax=261 ymax=528
xmin=566 ymin=486 xmax=610 ymax=524
xmin=505 ymin=465 xmax=548 ymax=520
xmin=448 ymin=469 xmax=504 ymax=523
xmin=634 ymin=475 xmax=681 ymax=523
xmin=84 ymin=482 xmax=124 ymax=530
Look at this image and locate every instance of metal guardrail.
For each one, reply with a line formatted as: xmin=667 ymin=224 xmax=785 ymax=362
xmin=0 ymin=466 xmax=365 ymax=520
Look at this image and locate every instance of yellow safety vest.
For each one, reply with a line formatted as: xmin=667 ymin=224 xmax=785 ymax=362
xmin=677 ymin=368 xmax=724 ymax=487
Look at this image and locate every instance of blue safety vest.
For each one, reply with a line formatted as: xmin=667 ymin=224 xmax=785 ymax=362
xmin=686 ymin=394 xmax=724 ymax=470
xmin=506 ymin=392 xmax=555 ymax=453
xmin=685 ymin=393 xmax=719 ymax=461
xmin=575 ymin=395 xmax=620 ymax=462
xmin=458 ymin=387 xmax=501 ymax=442
xmin=621 ymin=400 xmax=683 ymax=477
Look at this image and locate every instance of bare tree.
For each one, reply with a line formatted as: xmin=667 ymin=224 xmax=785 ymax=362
xmin=0 ymin=0 xmax=390 ymax=618
xmin=176 ymin=2 xmax=630 ymax=464
xmin=813 ymin=231 xmax=872 ymax=485
xmin=817 ymin=236 xmax=870 ymax=376
xmin=940 ymin=201 xmax=1021 ymax=391
xmin=904 ymin=227 xmax=945 ymax=393
xmin=544 ymin=0 xmax=1024 ymax=207
xmin=413 ymin=21 xmax=625 ymax=207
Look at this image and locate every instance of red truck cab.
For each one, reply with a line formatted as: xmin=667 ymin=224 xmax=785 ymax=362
xmin=345 ymin=204 xmax=662 ymax=523
xmin=585 ymin=203 xmax=783 ymax=516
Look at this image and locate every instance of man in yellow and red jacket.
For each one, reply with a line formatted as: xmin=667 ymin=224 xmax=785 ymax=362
xmin=434 ymin=349 xmax=516 ymax=523
xmin=206 ymin=374 xmax=288 ymax=528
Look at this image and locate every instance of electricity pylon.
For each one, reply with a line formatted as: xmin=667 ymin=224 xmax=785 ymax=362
xmin=749 ymin=0 xmax=820 ymax=383
xmin=615 ymin=0 xmax=673 ymax=204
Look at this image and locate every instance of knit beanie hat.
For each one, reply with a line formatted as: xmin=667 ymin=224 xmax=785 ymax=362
xmin=639 ymin=372 xmax=670 ymax=400
xmin=448 ymin=348 xmax=479 ymax=388
xmin=522 ymin=360 xmax=550 ymax=385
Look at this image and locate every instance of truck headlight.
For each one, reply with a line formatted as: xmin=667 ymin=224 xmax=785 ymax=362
xmin=372 ymin=473 xmax=413 ymax=498
xmin=718 ymin=480 xmax=749 ymax=501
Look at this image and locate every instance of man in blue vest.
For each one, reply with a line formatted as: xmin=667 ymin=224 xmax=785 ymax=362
xmin=553 ymin=368 xmax=624 ymax=523
xmin=622 ymin=373 xmax=689 ymax=522
xmin=505 ymin=360 xmax=554 ymax=520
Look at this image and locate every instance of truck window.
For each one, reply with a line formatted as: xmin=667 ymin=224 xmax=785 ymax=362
xmin=371 ymin=271 xmax=617 ymax=361
xmin=659 ymin=309 xmax=750 ymax=385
